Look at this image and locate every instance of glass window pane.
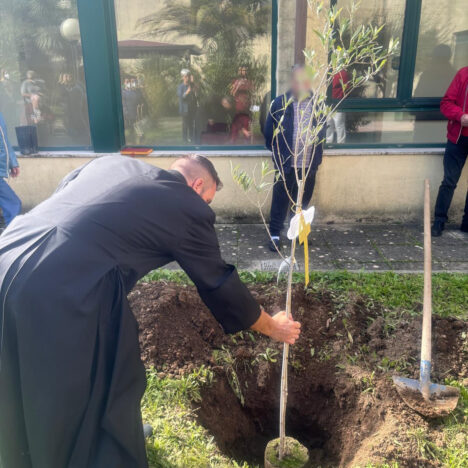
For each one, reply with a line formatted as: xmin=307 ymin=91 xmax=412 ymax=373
xmin=413 ymin=0 xmax=468 ymax=97
xmin=114 ymin=0 xmax=272 ymax=147
xmin=328 ymin=111 xmax=446 ymax=145
xmin=0 ymin=0 xmax=90 ymax=148
xmin=333 ymin=0 xmax=405 ymax=99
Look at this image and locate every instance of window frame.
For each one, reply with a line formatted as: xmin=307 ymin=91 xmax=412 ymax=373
xmin=75 ymin=0 xmax=450 ymax=152
xmin=76 ymin=0 xmax=278 ymax=153
xmin=327 ymin=0 xmax=448 ymax=149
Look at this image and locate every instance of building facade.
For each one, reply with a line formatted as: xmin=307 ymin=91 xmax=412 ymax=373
xmin=0 ymin=0 xmax=467 ymax=221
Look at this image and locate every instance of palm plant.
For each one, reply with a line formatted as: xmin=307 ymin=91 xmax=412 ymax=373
xmin=139 ymin=0 xmax=270 ymax=55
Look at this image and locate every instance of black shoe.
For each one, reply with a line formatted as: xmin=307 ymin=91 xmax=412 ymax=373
xmin=431 ymin=221 xmax=444 ymax=237
xmin=461 ymin=223 xmax=468 ymax=233
xmin=268 ymin=237 xmax=281 ymax=252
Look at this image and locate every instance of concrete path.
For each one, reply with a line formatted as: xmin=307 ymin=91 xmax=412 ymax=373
xmin=2 ymin=222 xmax=466 ymax=273
xmin=214 ymin=223 xmax=468 ymax=273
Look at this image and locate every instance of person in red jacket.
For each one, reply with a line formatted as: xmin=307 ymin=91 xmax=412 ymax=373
xmin=431 ymin=66 xmax=468 ymax=237
xmin=326 ymin=69 xmax=349 ymax=144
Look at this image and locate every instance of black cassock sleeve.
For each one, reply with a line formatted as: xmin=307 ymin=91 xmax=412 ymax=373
xmin=173 ymin=216 xmax=261 ymax=334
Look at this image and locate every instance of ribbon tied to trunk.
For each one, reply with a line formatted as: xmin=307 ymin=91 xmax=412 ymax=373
xmin=287 ymin=206 xmax=315 ymax=285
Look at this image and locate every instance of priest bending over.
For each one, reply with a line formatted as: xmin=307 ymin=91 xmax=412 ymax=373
xmin=0 ymin=154 xmax=300 ymax=468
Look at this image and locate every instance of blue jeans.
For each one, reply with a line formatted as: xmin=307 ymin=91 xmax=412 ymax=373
xmin=0 ymin=178 xmax=21 ymax=226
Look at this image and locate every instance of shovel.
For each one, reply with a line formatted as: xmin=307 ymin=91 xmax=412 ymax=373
xmin=392 ymin=179 xmax=460 ymax=418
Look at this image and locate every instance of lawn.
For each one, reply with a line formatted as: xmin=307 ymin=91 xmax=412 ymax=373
xmin=140 ymin=271 xmax=468 ymax=468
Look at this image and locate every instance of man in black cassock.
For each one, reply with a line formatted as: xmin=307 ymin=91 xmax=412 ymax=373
xmin=0 ymin=155 xmax=300 ymax=468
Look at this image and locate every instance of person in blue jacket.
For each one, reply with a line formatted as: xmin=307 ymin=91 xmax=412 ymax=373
xmin=0 ymin=111 xmax=21 ymax=228
xmin=264 ymin=65 xmax=325 ymax=251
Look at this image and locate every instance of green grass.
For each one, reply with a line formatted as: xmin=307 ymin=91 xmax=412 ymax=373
xmin=141 ymin=270 xmax=468 ymax=319
xmin=140 ymin=270 xmax=467 ymax=467
xmin=143 ymin=366 xmax=255 ymax=468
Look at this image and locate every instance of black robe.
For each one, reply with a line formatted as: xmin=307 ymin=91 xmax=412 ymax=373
xmin=0 ymin=156 xmax=260 ymax=468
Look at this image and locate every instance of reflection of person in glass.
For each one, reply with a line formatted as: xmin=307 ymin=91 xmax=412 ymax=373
xmin=177 ymin=69 xmax=197 ymax=143
xmin=122 ymin=77 xmax=146 ymax=144
xmin=62 ymin=73 xmax=89 ymax=140
xmin=229 ymin=90 xmax=252 ymax=143
xmin=20 ymin=70 xmax=45 ymax=125
xmin=230 ymin=66 xmax=252 ymax=97
xmin=414 ymin=45 xmax=457 ymax=98
xmin=229 ymin=66 xmax=253 ymax=144
xmin=326 ymin=69 xmax=349 ymax=144
xmin=431 ymin=66 xmax=468 ymax=237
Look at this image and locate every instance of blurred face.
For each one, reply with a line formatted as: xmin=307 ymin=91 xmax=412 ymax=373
xmin=291 ymin=68 xmax=311 ymax=98
xmin=239 ymin=67 xmax=248 ymax=77
xmin=221 ymin=97 xmax=231 ymax=109
xmin=182 ymin=74 xmax=190 ymax=84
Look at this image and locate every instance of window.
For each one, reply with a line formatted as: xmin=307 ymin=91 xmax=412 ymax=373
xmin=2 ymin=0 xmax=459 ymax=152
xmin=0 ymin=0 xmax=90 ymax=149
xmin=317 ymin=0 xmax=466 ymax=147
xmin=336 ymin=0 xmax=405 ymax=99
xmin=114 ymin=0 xmax=273 ymax=148
xmin=413 ymin=0 xmax=468 ymax=97
xmin=341 ymin=111 xmax=446 ymax=145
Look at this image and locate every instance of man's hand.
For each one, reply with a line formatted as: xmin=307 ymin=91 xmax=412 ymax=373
xmin=461 ymin=114 xmax=468 ymax=127
xmin=10 ymin=167 xmax=20 ymax=178
xmin=250 ymin=309 xmax=301 ymax=345
xmin=270 ymin=311 xmax=301 ymax=344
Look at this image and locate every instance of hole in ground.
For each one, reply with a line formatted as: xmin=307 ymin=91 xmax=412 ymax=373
xmin=131 ymin=282 xmax=468 ymax=467
xmin=196 ymin=370 xmax=352 ymax=467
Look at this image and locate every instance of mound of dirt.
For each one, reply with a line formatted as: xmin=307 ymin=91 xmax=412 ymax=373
xmin=129 ymin=282 xmax=468 ymax=467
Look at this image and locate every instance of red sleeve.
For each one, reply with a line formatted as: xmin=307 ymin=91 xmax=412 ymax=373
xmin=440 ymin=71 xmax=464 ymax=122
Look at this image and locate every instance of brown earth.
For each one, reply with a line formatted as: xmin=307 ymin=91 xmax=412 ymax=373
xmin=129 ymin=282 xmax=468 ymax=467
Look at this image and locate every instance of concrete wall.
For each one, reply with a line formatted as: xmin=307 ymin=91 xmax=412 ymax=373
xmin=9 ymin=150 xmax=468 ymax=224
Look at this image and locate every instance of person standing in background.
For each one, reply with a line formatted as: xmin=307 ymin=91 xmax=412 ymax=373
xmin=264 ymin=65 xmax=325 ymax=251
xmin=0 ymin=111 xmax=21 ymax=229
xmin=177 ymin=69 xmax=197 ymax=143
xmin=431 ymin=66 xmax=468 ymax=237
xmin=326 ymin=69 xmax=349 ymax=144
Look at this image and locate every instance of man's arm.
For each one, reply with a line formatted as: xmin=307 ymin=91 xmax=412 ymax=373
xmin=440 ymin=71 xmax=465 ymax=122
xmin=172 ymin=215 xmax=300 ymax=343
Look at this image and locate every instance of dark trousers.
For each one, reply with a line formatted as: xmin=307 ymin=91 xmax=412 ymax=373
xmin=269 ymin=168 xmax=317 ymax=237
xmin=182 ymin=112 xmax=195 ymax=143
xmin=434 ymin=136 xmax=468 ymax=225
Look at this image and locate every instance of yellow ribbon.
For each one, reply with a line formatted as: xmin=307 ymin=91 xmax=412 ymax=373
xmin=298 ymin=211 xmax=311 ymax=286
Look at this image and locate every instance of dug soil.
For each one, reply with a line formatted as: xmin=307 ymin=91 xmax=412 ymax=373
xmin=129 ymin=282 xmax=468 ymax=467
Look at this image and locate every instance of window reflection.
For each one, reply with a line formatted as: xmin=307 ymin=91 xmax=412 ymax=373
xmin=413 ymin=0 xmax=468 ymax=97
xmin=0 ymin=3 xmax=90 ymax=149
xmin=335 ymin=0 xmax=405 ymax=99
xmin=114 ymin=0 xmax=272 ymax=147
xmin=328 ymin=112 xmax=446 ymax=145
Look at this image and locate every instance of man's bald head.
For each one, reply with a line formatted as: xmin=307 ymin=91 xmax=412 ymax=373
xmin=170 ymin=155 xmax=223 ymax=204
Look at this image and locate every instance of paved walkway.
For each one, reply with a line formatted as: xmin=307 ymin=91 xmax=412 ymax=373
xmin=213 ymin=223 xmax=468 ymax=273
xmin=2 ymin=222 xmax=467 ymax=273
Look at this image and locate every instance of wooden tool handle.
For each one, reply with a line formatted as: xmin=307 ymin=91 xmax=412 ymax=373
xmin=421 ymin=179 xmax=432 ymax=365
